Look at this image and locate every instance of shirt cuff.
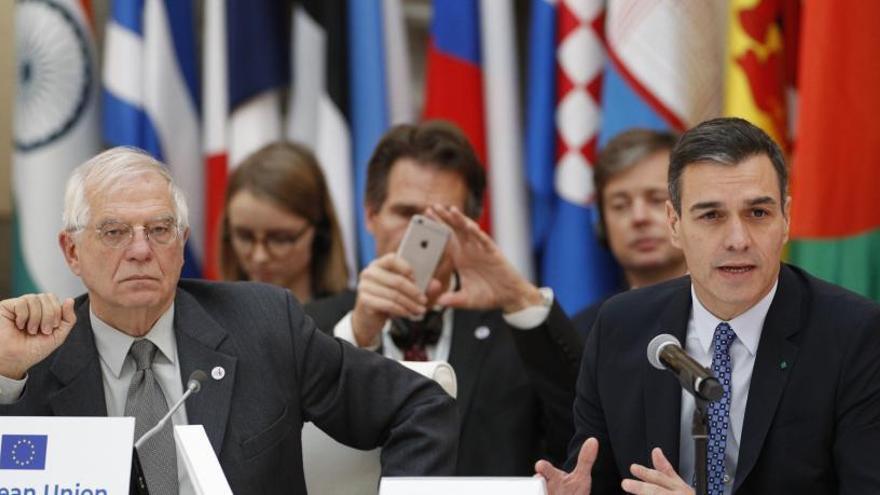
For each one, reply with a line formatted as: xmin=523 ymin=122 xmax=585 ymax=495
xmin=503 ymin=287 xmax=554 ymax=330
xmin=0 ymin=373 xmax=27 ymax=405
xmin=334 ymin=312 xmax=382 ymax=351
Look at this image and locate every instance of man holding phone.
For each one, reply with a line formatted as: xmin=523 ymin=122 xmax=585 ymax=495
xmin=306 ymin=121 xmax=582 ymax=475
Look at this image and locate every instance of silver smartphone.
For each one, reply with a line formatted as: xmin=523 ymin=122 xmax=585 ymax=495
xmin=396 ymin=214 xmax=451 ymax=293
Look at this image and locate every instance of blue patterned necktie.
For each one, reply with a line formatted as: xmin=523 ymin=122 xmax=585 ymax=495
xmin=706 ymin=322 xmax=736 ymax=495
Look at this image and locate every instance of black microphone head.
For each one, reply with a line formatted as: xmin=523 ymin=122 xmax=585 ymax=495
xmin=699 ymin=376 xmax=724 ymax=402
xmin=188 ymin=370 xmax=208 ymax=394
xmin=647 ymin=334 xmax=680 ymax=370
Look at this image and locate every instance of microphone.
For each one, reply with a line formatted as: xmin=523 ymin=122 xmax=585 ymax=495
xmin=134 ymin=370 xmax=208 ymax=450
xmin=647 ymin=334 xmax=723 ymax=402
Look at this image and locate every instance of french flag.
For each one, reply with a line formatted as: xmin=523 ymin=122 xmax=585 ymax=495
xmin=202 ymin=0 xmax=288 ymax=279
xmin=103 ymin=0 xmax=203 ymax=278
xmin=423 ymin=0 xmax=534 ymax=279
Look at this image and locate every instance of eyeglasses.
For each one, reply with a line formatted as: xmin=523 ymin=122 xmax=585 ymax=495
xmin=230 ymin=225 xmax=312 ymax=258
xmin=89 ymin=219 xmax=181 ymax=249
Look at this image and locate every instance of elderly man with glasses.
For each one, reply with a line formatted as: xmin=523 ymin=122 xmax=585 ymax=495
xmin=0 ymin=146 xmax=458 ymax=495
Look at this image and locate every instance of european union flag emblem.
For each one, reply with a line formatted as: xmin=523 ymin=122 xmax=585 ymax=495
xmin=0 ymin=434 xmax=48 ymax=470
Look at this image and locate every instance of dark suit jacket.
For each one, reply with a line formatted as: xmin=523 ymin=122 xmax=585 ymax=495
xmin=0 ymin=280 xmax=458 ymax=494
xmin=569 ymin=264 xmax=880 ymax=494
xmin=306 ymin=289 xmax=583 ymax=476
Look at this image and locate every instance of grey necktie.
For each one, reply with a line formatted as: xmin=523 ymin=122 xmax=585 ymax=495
xmin=125 ymin=339 xmax=178 ymax=494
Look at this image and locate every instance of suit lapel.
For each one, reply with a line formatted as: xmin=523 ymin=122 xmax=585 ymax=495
xmin=48 ymin=298 xmax=108 ymax=417
xmin=446 ymin=309 xmax=491 ymax=421
xmin=733 ymin=266 xmax=801 ymax=492
xmin=173 ymin=289 xmax=238 ymax=455
xmin=643 ymin=281 xmax=692 ymax=470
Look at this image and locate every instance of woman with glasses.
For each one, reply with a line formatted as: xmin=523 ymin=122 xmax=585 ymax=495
xmin=218 ymin=142 xmax=349 ymax=302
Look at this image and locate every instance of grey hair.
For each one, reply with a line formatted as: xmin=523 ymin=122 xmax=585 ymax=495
xmin=62 ymin=146 xmax=190 ymax=232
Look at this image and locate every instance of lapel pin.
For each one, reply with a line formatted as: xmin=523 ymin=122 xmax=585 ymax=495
xmin=779 ymin=361 xmax=788 ymax=370
xmin=211 ymin=366 xmax=226 ymax=380
xmin=474 ymin=326 xmax=491 ymax=340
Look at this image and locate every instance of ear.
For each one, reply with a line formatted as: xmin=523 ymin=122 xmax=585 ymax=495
xmin=666 ymin=200 xmax=682 ymax=249
xmin=59 ymin=231 xmax=82 ymax=276
xmin=782 ymin=195 xmax=792 ymax=243
xmin=364 ymin=203 xmax=379 ymax=236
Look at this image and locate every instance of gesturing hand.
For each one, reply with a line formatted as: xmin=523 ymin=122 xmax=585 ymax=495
xmin=621 ymin=447 xmax=695 ymax=495
xmin=0 ymin=294 xmax=76 ymax=379
xmin=535 ymin=437 xmax=600 ymax=495
xmin=427 ymin=205 xmax=542 ymax=313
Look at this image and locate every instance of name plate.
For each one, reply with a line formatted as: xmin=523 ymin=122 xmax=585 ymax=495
xmin=0 ymin=417 xmax=134 ymax=495
xmin=380 ymin=477 xmax=547 ymax=495
xmin=174 ymin=425 xmax=232 ymax=495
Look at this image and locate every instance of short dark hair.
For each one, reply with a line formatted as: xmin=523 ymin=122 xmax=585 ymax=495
xmin=668 ymin=117 xmax=788 ymax=214
xmin=365 ymin=121 xmax=486 ymax=219
xmin=595 ymin=129 xmax=679 ymax=244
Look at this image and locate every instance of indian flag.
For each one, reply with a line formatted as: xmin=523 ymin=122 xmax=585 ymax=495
xmin=788 ymin=0 xmax=880 ymax=300
xmin=12 ymin=0 xmax=99 ymax=297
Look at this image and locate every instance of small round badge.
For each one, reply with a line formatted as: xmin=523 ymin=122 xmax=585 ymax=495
xmin=474 ymin=326 xmax=491 ymax=340
xmin=211 ymin=366 xmax=226 ymax=380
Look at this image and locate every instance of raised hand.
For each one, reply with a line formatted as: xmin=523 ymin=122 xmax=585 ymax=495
xmin=621 ymin=447 xmax=695 ymax=495
xmin=535 ymin=437 xmax=599 ymax=495
xmin=0 ymin=294 xmax=76 ymax=379
xmin=426 ymin=205 xmax=542 ymax=313
xmin=351 ymin=253 xmax=430 ymax=347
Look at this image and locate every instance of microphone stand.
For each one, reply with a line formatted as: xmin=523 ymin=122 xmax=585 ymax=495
xmin=130 ymin=448 xmax=150 ymax=495
xmin=692 ymin=397 xmax=709 ymax=495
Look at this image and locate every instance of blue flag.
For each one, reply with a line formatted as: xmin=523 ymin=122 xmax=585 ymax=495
xmin=0 ymin=434 xmax=48 ymax=470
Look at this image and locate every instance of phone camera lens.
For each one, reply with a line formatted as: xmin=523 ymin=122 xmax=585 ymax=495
xmin=420 ymin=240 xmax=428 ymax=249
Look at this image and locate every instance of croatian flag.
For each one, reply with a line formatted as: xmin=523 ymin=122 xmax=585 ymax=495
xmin=102 ymin=0 xmax=203 ymax=277
xmin=526 ymin=0 xmax=618 ymax=314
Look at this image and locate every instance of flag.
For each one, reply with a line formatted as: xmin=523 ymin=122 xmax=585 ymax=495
xmin=424 ymin=0 xmax=532 ymax=278
xmin=723 ymin=0 xmax=792 ymax=147
xmin=788 ymin=0 xmax=880 ymax=300
xmin=346 ymin=0 xmax=414 ymax=267
xmin=227 ymin=0 xmax=286 ymax=167
xmin=479 ymin=0 xmax=534 ymax=280
xmin=13 ymin=0 xmax=99 ymax=297
xmin=423 ymin=0 xmax=490 ymax=232
xmin=202 ymin=0 xmax=228 ymax=279
xmin=286 ymin=0 xmax=358 ymax=279
xmin=526 ymin=0 xmax=617 ymax=314
xmin=102 ymin=0 xmax=202 ymax=277
xmin=599 ymin=0 xmax=728 ymax=145
xmin=0 ymin=434 xmax=48 ymax=470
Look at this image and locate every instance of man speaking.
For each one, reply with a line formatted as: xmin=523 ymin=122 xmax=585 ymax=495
xmin=0 ymin=147 xmax=458 ymax=494
xmin=537 ymin=117 xmax=880 ymax=494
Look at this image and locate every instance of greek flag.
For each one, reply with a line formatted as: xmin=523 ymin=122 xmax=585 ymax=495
xmin=102 ymin=0 xmax=203 ymax=277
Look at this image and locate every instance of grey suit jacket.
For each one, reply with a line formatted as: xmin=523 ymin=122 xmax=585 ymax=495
xmin=0 ymin=280 xmax=459 ymax=494
xmin=571 ymin=264 xmax=880 ymax=494
xmin=306 ymin=290 xmax=582 ymax=475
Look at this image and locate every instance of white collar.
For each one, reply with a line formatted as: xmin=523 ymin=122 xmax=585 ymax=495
xmin=690 ymin=280 xmax=778 ymax=356
xmin=91 ymin=303 xmax=177 ymax=378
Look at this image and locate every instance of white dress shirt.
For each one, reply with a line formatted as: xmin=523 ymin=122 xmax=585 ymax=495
xmin=677 ymin=281 xmax=778 ymax=494
xmin=333 ymin=288 xmax=555 ymax=361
